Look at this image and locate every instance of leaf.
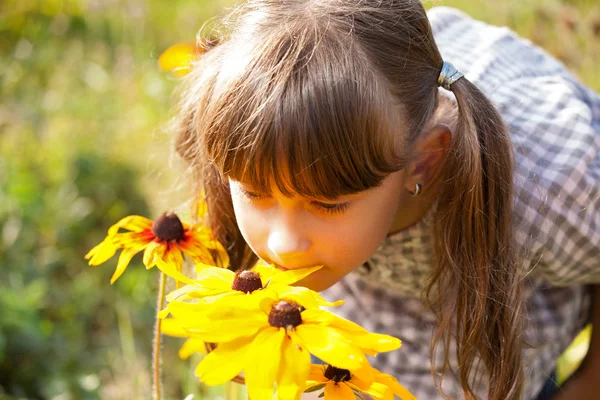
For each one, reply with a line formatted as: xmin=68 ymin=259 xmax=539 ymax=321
xmin=304 ymin=383 xmax=326 ymax=393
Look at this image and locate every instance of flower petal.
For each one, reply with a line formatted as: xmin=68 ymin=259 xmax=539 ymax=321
xmin=347 ymin=381 xmax=389 ymax=400
xmin=160 ymin=317 xmax=188 ymax=337
xmin=306 ymin=364 xmax=329 ymax=385
xmin=142 ymin=240 xmax=165 ymax=268
xmin=374 ymin=373 xmax=416 ymax=400
xmin=155 ymin=258 xmax=195 ymax=285
xmin=110 ymin=244 xmax=146 ymax=284
xmin=274 ymin=286 xmax=343 ymax=309
xmin=293 ymin=325 xmax=365 ymax=370
xmin=245 ymin=328 xmax=285 ymax=400
xmin=85 ymin=238 xmax=117 ymax=265
xmin=179 ymin=338 xmax=207 ymax=359
xmin=269 ymin=265 xmax=323 ymax=286
xmin=162 ymin=245 xmax=184 ymax=272
xmin=301 ymin=309 xmax=401 ymax=355
xmin=195 ymin=335 xmax=254 ymax=385
xmin=324 ymin=382 xmax=355 ymax=400
xmin=167 ymin=301 xmax=267 ymax=342
xmin=276 ymin=336 xmax=311 ymax=400
xmin=108 ymin=215 xmax=153 ymax=236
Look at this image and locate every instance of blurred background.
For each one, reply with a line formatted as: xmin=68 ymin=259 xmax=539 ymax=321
xmin=1 ymin=0 xmax=598 ymax=399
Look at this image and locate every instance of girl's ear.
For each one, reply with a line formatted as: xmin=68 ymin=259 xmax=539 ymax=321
xmin=403 ymin=124 xmax=452 ymax=193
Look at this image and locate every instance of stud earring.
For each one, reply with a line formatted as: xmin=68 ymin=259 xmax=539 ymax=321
xmin=409 ymin=183 xmax=422 ymax=196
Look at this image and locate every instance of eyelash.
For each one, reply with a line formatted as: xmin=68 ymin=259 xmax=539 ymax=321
xmin=240 ymin=189 xmax=350 ymax=215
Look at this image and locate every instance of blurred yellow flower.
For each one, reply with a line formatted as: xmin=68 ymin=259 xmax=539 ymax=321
xmin=158 ymin=42 xmax=196 ymax=77
xmin=85 ymin=212 xmax=228 ymax=284
xmin=305 ymin=363 xmax=415 ymax=400
xmin=165 ymin=293 xmax=402 ymax=400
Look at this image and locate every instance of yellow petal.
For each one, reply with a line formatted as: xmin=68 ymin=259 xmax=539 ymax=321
xmin=155 ymin=258 xmax=195 ymax=285
xmin=195 ymin=335 xmax=254 ymax=385
xmin=301 ymin=309 xmax=401 ymax=355
xmin=276 ymin=336 xmax=310 ymax=400
xmin=374 ymin=373 xmax=416 ymax=400
xmin=274 ymin=286 xmax=342 ymax=309
xmin=268 ymin=265 xmax=323 ymax=286
xmin=251 ymin=259 xmax=276 ymax=280
xmin=158 ymin=42 xmax=195 ymax=76
xmin=180 ymin=229 xmax=229 ymax=268
xmin=167 ymin=302 xmax=267 ymax=342
xmin=306 ymin=364 xmax=329 ymax=384
xmin=179 ymin=338 xmax=207 ymax=359
xmin=142 ymin=240 xmax=165 ymax=268
xmin=160 ymin=317 xmax=188 ymax=337
xmin=293 ymin=325 xmax=365 ymax=370
xmin=162 ymin=245 xmax=184 ymax=272
xmin=85 ymin=238 xmax=117 ymax=265
xmin=197 ymin=198 xmax=208 ymax=219
xmin=164 ymin=266 xmax=235 ymax=301
xmin=110 ymin=245 xmax=146 ymax=284
xmin=107 ymin=215 xmax=153 ymax=236
xmin=324 ymin=382 xmax=355 ymax=400
xmin=346 ymin=381 xmax=389 ymax=400
xmin=245 ymin=328 xmax=285 ymax=400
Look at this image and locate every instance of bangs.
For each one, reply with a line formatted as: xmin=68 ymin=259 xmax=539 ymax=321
xmin=202 ymin=26 xmax=408 ymax=200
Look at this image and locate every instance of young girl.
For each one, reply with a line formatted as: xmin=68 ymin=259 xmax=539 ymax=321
xmin=172 ymin=1 xmax=600 ymax=399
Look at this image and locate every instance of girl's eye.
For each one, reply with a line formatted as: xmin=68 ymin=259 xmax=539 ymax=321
xmin=310 ymin=201 xmax=350 ymax=215
xmin=240 ymin=188 xmax=267 ymax=200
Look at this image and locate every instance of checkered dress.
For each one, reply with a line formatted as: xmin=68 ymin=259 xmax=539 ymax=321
xmin=320 ymin=7 xmax=600 ymax=400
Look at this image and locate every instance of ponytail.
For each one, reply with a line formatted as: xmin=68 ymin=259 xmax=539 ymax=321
xmin=426 ymin=76 xmax=525 ymax=399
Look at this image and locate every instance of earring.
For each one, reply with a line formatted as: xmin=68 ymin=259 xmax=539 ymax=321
xmin=409 ymin=183 xmax=422 ymax=196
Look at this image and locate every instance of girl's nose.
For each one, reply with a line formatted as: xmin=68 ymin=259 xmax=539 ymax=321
xmin=267 ymin=230 xmax=311 ymax=261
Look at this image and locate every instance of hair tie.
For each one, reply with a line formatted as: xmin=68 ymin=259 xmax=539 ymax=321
xmin=437 ymin=61 xmax=464 ymax=90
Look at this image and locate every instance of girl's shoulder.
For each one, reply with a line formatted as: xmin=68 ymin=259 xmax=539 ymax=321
xmin=428 ymin=7 xmax=600 ymax=286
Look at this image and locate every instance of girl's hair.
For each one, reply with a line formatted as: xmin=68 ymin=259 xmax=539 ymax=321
xmin=173 ymin=1 xmax=524 ymax=399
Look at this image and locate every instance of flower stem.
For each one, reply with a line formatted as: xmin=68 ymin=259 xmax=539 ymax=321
xmin=153 ymin=272 xmax=167 ymax=400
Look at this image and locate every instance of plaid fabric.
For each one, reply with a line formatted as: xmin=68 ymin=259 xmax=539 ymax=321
xmin=321 ymin=7 xmax=600 ymax=400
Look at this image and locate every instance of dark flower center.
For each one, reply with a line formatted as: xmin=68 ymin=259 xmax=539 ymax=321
xmin=268 ymin=300 xmax=302 ymax=329
xmin=231 ymin=270 xmax=263 ymax=293
xmin=324 ymin=365 xmax=351 ymax=382
xmin=151 ymin=213 xmax=185 ymax=241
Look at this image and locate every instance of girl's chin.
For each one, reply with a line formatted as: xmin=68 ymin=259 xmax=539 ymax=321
xmin=293 ymin=271 xmax=337 ymax=293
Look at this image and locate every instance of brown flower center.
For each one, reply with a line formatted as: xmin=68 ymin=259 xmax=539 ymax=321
xmin=231 ymin=270 xmax=263 ymax=293
xmin=151 ymin=213 xmax=185 ymax=241
xmin=324 ymin=365 xmax=351 ymax=382
xmin=268 ymin=300 xmax=302 ymax=329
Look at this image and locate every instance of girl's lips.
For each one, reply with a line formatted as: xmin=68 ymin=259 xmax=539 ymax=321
xmin=274 ymin=264 xmax=289 ymax=271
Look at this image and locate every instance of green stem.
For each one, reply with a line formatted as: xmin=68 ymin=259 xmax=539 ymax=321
xmin=153 ymin=272 xmax=167 ymax=400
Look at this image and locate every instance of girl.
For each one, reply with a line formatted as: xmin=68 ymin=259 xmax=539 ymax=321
xmin=171 ymin=1 xmax=600 ymax=399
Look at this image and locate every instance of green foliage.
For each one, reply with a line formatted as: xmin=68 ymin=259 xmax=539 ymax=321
xmin=0 ymin=149 xmax=155 ymax=399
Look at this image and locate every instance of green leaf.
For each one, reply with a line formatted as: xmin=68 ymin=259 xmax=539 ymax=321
xmin=304 ymin=383 xmax=326 ymax=393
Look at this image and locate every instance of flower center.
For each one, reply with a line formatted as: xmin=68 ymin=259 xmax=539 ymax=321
xmin=151 ymin=213 xmax=185 ymax=241
xmin=231 ymin=270 xmax=263 ymax=293
xmin=324 ymin=365 xmax=351 ymax=382
xmin=268 ymin=300 xmax=302 ymax=329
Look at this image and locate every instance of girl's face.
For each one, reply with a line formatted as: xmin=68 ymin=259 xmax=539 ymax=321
xmin=228 ymin=171 xmax=405 ymax=291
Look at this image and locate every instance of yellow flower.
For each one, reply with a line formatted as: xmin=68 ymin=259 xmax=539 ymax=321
xmin=160 ymin=317 xmax=208 ymax=359
xmin=158 ymin=42 xmax=196 ymax=77
xmin=85 ymin=212 xmax=228 ymax=284
xmin=157 ymin=259 xmax=340 ymax=310
xmin=165 ymin=293 xmax=402 ymax=400
xmin=305 ymin=363 xmax=415 ymax=400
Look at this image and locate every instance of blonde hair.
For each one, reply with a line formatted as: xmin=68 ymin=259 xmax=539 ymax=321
xmin=173 ymin=1 xmax=524 ymax=399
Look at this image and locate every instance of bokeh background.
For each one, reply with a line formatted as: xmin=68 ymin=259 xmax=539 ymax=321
xmin=1 ymin=0 xmax=599 ymax=399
